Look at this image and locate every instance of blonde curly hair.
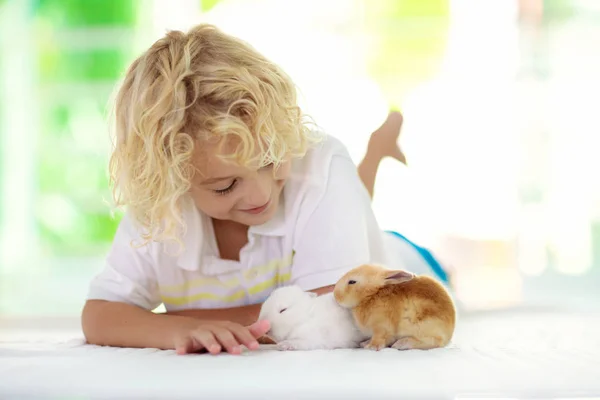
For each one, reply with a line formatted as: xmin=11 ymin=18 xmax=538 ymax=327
xmin=109 ymin=24 xmax=320 ymax=245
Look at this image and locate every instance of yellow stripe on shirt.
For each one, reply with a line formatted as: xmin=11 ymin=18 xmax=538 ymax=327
xmin=159 ymin=251 xmax=294 ymax=293
xmin=160 ymin=271 xmax=292 ymax=306
xmin=159 ymin=275 xmax=240 ymax=293
xmin=159 ymin=253 xmax=294 ymax=306
xmin=248 ymin=272 xmax=292 ymax=296
xmin=158 ymin=277 xmax=240 ymax=292
xmin=161 ymin=289 xmax=247 ymax=306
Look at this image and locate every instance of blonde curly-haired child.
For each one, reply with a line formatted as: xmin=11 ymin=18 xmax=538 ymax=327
xmin=83 ymin=24 xmax=447 ymax=355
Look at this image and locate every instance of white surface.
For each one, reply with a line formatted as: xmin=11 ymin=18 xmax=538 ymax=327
xmin=1 ymin=307 xmax=600 ymax=399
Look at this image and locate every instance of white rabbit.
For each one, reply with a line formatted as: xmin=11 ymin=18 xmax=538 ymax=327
xmin=258 ymin=285 xmax=368 ymax=351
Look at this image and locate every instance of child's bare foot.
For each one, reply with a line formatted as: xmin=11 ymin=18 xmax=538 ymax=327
xmin=367 ymin=111 xmax=407 ymax=165
xmin=358 ymin=110 xmax=407 ymax=198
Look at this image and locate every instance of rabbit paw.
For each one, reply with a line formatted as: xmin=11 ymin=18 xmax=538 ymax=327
xmin=363 ymin=338 xmax=387 ymax=351
xmin=276 ymin=341 xmax=297 ymax=351
xmin=392 ymin=336 xmax=439 ymax=350
xmin=391 ymin=337 xmax=417 ymax=350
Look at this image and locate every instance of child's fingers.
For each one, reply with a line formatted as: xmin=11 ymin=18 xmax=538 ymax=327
xmin=174 ymin=337 xmax=194 ymax=355
xmin=210 ymin=327 xmax=242 ymax=355
xmin=225 ymin=323 xmax=259 ymax=350
xmin=247 ymin=320 xmax=270 ymax=338
xmin=190 ymin=330 xmax=221 ymax=354
xmin=175 ymin=335 xmax=208 ymax=355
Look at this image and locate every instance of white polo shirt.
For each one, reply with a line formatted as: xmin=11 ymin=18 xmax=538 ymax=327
xmin=87 ymin=135 xmax=391 ymax=311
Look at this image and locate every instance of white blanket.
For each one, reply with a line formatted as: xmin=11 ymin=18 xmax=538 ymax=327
xmin=1 ymin=307 xmax=600 ymax=399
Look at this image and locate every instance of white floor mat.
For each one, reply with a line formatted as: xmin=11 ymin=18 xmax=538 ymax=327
xmin=1 ymin=307 xmax=600 ymax=399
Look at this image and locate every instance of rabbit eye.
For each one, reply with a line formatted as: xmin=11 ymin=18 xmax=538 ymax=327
xmin=279 ymin=308 xmax=287 ymax=313
xmin=348 ymin=280 xmax=356 ymax=285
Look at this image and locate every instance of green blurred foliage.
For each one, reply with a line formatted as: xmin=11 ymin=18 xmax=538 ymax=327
xmin=36 ymin=0 xmax=136 ymax=26
xmin=364 ymin=0 xmax=450 ymax=110
xmin=201 ymin=0 xmax=221 ymax=13
xmin=39 ymin=49 xmax=127 ymax=82
xmin=544 ymin=0 xmax=576 ymax=22
xmin=33 ymin=0 xmax=135 ymax=256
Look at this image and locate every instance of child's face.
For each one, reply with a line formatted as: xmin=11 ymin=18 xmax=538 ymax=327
xmin=190 ymin=141 xmax=290 ymax=226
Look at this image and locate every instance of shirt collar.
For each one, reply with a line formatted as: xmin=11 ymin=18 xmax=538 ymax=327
xmin=175 ymin=194 xmax=287 ymax=272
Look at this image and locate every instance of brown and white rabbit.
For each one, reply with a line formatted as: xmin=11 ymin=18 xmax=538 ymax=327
xmin=333 ymin=264 xmax=456 ymax=351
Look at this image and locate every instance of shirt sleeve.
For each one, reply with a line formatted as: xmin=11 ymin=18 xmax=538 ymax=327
xmin=290 ymin=154 xmax=386 ymax=290
xmin=87 ymin=213 xmax=162 ymax=310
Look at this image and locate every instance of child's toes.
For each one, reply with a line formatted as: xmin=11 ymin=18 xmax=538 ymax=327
xmin=368 ymin=111 xmax=406 ymax=164
xmin=390 ymin=145 xmax=407 ymax=165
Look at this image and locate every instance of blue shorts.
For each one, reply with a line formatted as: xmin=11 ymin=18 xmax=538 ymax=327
xmin=383 ymin=231 xmax=449 ymax=286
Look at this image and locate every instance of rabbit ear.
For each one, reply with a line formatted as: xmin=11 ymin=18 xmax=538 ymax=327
xmin=384 ymin=270 xmax=414 ymax=284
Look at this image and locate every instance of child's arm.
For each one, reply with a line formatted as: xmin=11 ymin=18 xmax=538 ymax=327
xmin=166 ymin=304 xmax=261 ymax=326
xmin=82 ymin=299 xmax=269 ymax=354
xmin=165 ymin=286 xmax=333 ymax=325
xmin=84 ymin=213 xmax=272 ymax=353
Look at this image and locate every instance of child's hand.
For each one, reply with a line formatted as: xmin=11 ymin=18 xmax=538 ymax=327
xmin=174 ymin=320 xmax=270 ymax=355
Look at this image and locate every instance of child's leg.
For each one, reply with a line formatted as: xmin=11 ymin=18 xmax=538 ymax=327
xmin=357 ymin=111 xmax=406 ymax=199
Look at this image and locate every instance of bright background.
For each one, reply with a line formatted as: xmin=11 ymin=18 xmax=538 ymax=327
xmin=1 ymin=0 xmax=599 ymax=320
